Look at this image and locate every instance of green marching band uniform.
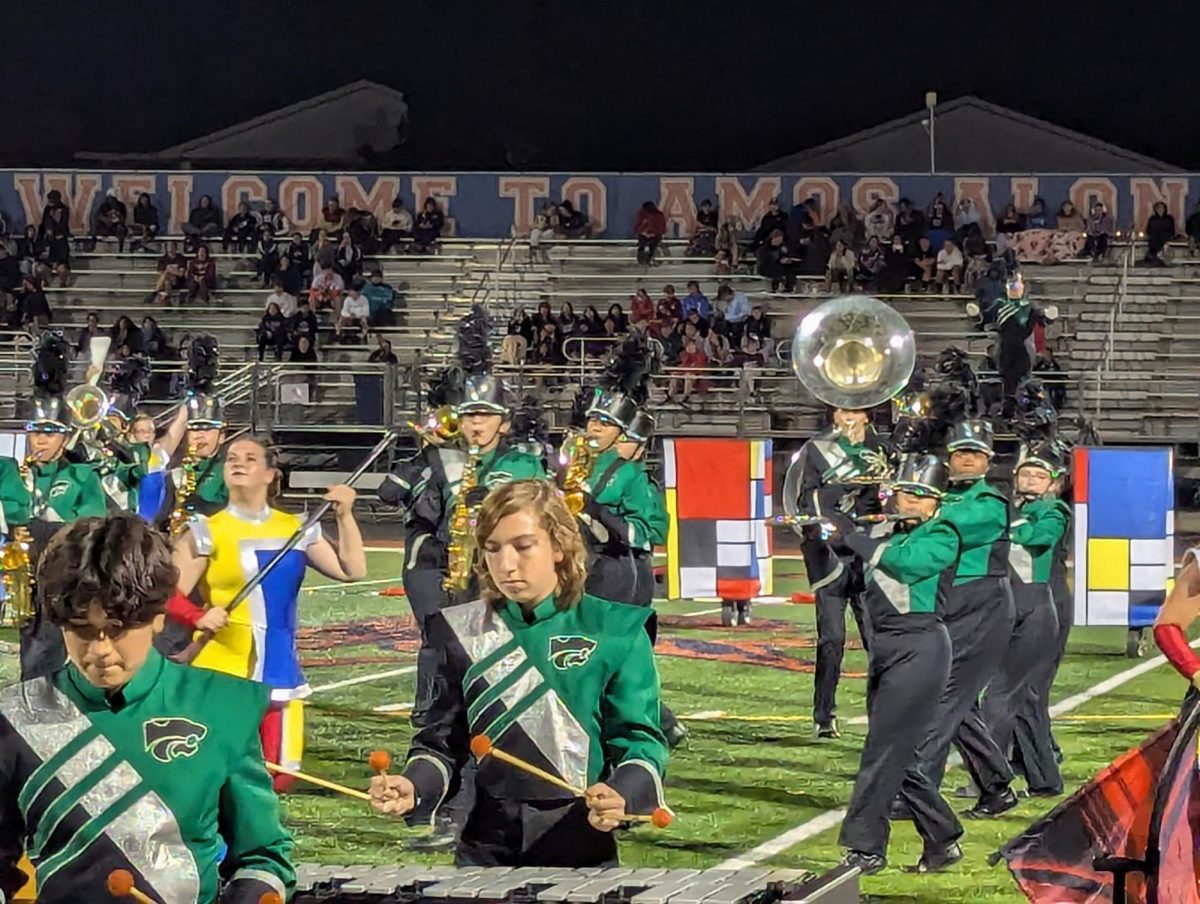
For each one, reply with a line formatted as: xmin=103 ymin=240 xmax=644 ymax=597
xmin=399 ymin=592 xmax=669 ymax=867
xmin=0 ymin=647 xmax=295 ymax=904
xmin=835 ymin=454 xmax=959 ymax=870
xmin=173 ymin=393 xmax=229 ymax=518
xmin=984 ymin=441 xmax=1071 ymax=797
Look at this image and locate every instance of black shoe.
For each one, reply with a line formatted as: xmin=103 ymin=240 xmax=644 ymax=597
xmin=815 ymin=718 xmax=841 ymax=740
xmin=1019 ymin=786 xmax=1063 ymax=799
xmin=842 ymin=850 xmax=886 ymax=875
xmin=664 ymin=720 xmax=690 ymax=750
xmin=720 ymin=603 xmax=735 ymax=627
xmin=912 ymin=841 xmax=963 ymax=873
xmin=888 ymin=796 xmax=913 ymax=821
xmin=736 ymin=601 xmax=752 ymax=626
xmin=952 ymin=784 xmax=977 ymax=800
xmin=965 ymin=787 xmax=1019 ymax=819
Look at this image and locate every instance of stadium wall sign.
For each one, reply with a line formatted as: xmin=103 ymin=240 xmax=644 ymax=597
xmin=3 ymin=171 xmax=1193 ymax=238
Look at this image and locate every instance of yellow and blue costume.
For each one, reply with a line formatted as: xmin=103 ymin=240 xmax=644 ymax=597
xmin=188 ymin=504 xmax=319 ymax=783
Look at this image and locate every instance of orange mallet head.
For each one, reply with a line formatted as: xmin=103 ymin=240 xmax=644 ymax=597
xmin=259 ymin=893 xmax=284 ymax=904
xmin=368 ymin=750 xmax=392 ymax=772
xmin=469 ymin=734 xmax=493 ymax=758
xmin=651 ymin=807 xmax=673 ymax=829
xmin=107 ymin=869 xmax=135 ymax=897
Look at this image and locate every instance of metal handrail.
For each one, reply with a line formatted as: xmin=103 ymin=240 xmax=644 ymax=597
xmin=1092 ymin=233 xmax=1137 ymax=420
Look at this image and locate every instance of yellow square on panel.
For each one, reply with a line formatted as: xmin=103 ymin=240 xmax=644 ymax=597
xmin=665 ymin=488 xmax=680 ymax=600
xmin=1088 ymin=538 xmax=1130 ymax=591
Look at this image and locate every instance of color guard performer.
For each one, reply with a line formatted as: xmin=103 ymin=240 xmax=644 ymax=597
xmin=170 ymin=436 xmax=367 ymax=789
xmin=784 ymin=406 xmax=887 ymax=738
xmin=831 ymin=454 xmax=961 ymax=874
xmin=370 ymin=480 xmax=669 ymax=867
xmin=0 ymin=514 xmax=295 ymax=904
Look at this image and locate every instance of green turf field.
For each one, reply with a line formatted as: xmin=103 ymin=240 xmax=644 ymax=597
xmin=2 ymin=548 xmax=1187 ymax=902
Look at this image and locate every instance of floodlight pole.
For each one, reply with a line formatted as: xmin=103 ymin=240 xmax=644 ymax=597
xmin=926 ymin=91 xmax=938 ymax=175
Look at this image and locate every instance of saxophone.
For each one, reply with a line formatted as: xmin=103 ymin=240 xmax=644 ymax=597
xmin=560 ymin=432 xmax=597 ymax=515
xmin=169 ymin=442 xmax=199 ymax=539
xmin=443 ymin=444 xmax=481 ymax=592
xmin=2 ymin=455 xmax=37 ymax=623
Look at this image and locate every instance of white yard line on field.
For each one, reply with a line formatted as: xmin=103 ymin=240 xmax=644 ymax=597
xmin=716 ymin=638 xmax=1198 ymax=869
xmin=303 ymin=577 xmax=401 ymax=594
xmin=309 ymin=665 xmax=416 ymax=694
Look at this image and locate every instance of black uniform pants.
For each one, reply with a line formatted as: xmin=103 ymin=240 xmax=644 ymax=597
xmin=813 ymin=563 xmax=869 ymax=724
xmin=1047 ymin=568 xmax=1072 ymax=761
xmin=629 ymin=551 xmax=678 ymax=738
xmin=585 ymin=550 xmax=639 ymax=604
xmin=457 ymin=789 xmax=618 ymax=867
xmin=839 ymin=623 xmax=951 ymax=857
xmin=19 ymin=611 xmax=65 ymax=680
xmin=899 ymin=576 xmax=1015 ymax=846
xmin=982 ymin=583 xmax=1061 ymax=793
xmin=404 ymin=552 xmax=454 ymax=729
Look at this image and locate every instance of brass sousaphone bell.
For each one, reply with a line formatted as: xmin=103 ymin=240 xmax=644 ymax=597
xmin=790 ymin=294 xmax=917 ymax=410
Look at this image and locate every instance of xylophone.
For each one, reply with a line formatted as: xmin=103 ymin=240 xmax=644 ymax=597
xmin=293 ymin=863 xmax=860 ymax=904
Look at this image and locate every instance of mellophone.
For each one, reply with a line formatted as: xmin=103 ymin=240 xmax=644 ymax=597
xmin=293 ymin=863 xmax=861 ymax=903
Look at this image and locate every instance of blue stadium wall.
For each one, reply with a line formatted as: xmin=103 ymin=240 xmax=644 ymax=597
xmin=5 ymin=172 xmax=1195 ymax=238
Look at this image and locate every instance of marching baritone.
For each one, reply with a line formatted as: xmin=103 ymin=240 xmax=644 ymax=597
xmin=786 ymin=406 xmax=887 ymax=738
xmin=0 ymin=515 xmax=295 ymax=904
xmin=370 ymin=480 xmax=669 ymax=867
xmin=831 ymin=454 xmax=961 ymax=874
xmin=171 ymin=436 xmax=367 ymax=788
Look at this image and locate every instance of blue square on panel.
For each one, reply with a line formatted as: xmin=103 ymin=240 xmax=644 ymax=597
xmin=1128 ymin=589 xmax=1166 ymax=627
xmin=752 ymin=479 xmax=765 ymax=519
xmin=1088 ymin=449 xmax=1170 ymax=540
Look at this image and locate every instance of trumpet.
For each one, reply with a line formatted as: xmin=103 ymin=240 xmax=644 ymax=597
xmin=559 ymin=432 xmax=597 ymax=516
xmin=408 ymin=405 xmax=460 ymax=442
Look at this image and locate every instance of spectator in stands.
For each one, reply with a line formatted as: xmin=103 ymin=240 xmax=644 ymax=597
xmin=1186 ymin=202 xmax=1200 ymax=256
xmin=140 ymin=316 xmax=170 ymax=359
xmin=287 ymin=231 xmax=313 ymax=280
xmin=532 ymin=301 xmax=554 ymax=333
xmin=953 ymin=199 xmax=982 ymax=243
xmin=333 ymin=232 xmax=363 ymax=280
xmin=1057 ymin=201 xmax=1086 ymax=233
xmin=606 ymin=302 xmax=628 ymax=334
xmin=272 ymin=254 xmax=301 ymax=298
xmin=734 ymin=335 xmax=766 ymax=400
xmin=182 ymin=195 xmax=222 ymax=250
xmin=580 ymin=305 xmax=605 ymax=357
xmin=110 ymin=316 xmax=142 ymax=356
xmin=75 ymin=311 xmax=102 ymax=356
xmin=757 ymin=230 xmax=801 ymax=293
xmin=936 ymin=238 xmax=964 ymax=294
xmin=656 ymin=285 xmax=682 ymax=337
xmin=16 ymin=225 xmax=42 ymax=280
xmin=346 ymin=208 xmax=380 ymax=254
xmin=671 ymin=332 xmax=709 ymax=401
xmin=314 ymin=196 xmax=346 ymax=244
xmin=255 ymin=226 xmax=280 ymax=287
xmin=715 ymin=285 xmax=751 ymax=343
xmin=829 ymin=204 xmax=864 ymax=251
xmin=257 ymin=301 xmax=290 ymax=361
xmin=630 ymin=288 xmax=654 ymax=327
xmin=11 ymin=275 xmax=51 ymax=330
xmin=363 ymin=269 xmax=397 ymax=327
xmin=502 ymin=307 xmax=533 ymax=364
xmin=961 ymin=224 xmax=991 ymax=288
xmin=153 ymin=241 xmax=187 ymax=303
xmin=704 ymin=326 xmax=732 ymax=366
xmin=1026 ymin=197 xmax=1050 ymax=230
xmin=0 ymin=210 xmax=8 ymax=241
xmin=224 ymin=202 xmax=258 ymax=254
xmin=259 ymin=198 xmax=290 ymax=236
xmin=556 ymin=301 xmax=579 ymax=341
xmin=507 ymin=304 xmax=535 ymax=342
xmin=369 ymin=335 xmax=399 ymax=366
xmin=529 ymin=202 xmax=558 ymax=264
xmin=289 ymin=297 xmax=319 ymax=348
xmin=531 ymin=321 xmax=565 ymax=367
xmin=855 ymin=236 xmax=886 ymax=290
xmin=129 ymin=193 xmax=159 ymax=250
xmin=973 ymin=260 xmax=1007 ymax=326
xmin=894 ymin=198 xmax=925 ymax=251
xmin=687 ymin=199 xmax=719 ymax=257
xmin=753 ymin=199 xmax=789 ymax=250
xmin=824 ymin=239 xmax=856 ymax=294
xmin=94 ymin=188 xmax=129 ymax=252
xmin=308 ymin=261 xmax=344 ymax=312
xmin=555 ymin=200 xmax=590 ymax=238
xmin=335 ymin=279 xmax=370 ymax=342
xmin=290 ymin=334 xmax=318 ymax=364
xmin=682 ymin=280 xmax=711 ymax=321
xmin=38 ymin=203 xmax=72 ymax=287
xmin=0 ymin=244 xmax=20 ymax=300
xmin=925 ymin=195 xmax=953 ymax=251
xmin=265 ymin=276 xmax=297 ymax=318
xmin=1144 ymin=201 xmax=1177 ymax=266
xmin=715 ymin=219 xmax=742 ymax=270
xmin=742 ymin=305 xmax=771 ymax=350
xmin=413 ymin=198 xmax=445 ymax=253
xmin=910 ymin=235 xmax=937 ymax=292
xmin=634 ymin=201 xmax=667 ymax=266
xmin=864 ymin=197 xmax=895 ymax=244
xmin=186 ymin=244 xmax=217 ymax=303
xmin=381 ymin=198 xmax=414 ymax=253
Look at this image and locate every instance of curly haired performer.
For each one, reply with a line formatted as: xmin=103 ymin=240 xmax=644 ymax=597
xmin=370 ymin=479 xmax=669 ymax=867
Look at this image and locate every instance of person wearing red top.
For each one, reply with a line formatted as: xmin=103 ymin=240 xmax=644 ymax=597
xmin=635 ymin=201 xmax=668 ymax=265
xmin=186 ymin=244 xmax=217 ymax=303
xmin=630 ymin=289 xmax=654 ymax=327
xmin=671 ymin=334 xmax=709 ymax=401
xmin=656 ymin=284 xmax=682 ymax=336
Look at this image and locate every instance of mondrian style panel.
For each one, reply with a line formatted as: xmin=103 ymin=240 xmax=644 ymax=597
xmin=1073 ymin=447 xmax=1174 ymax=627
xmin=664 ymin=439 xmax=773 ymax=600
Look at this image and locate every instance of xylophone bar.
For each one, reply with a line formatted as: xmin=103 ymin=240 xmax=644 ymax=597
xmin=293 ymin=864 xmax=861 ymax=903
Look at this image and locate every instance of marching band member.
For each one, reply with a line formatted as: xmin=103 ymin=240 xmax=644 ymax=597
xmin=784 ymin=406 xmax=887 ymax=738
xmin=987 ymin=443 xmax=1070 ymax=797
xmin=831 ymin=454 xmax=961 ymax=874
xmin=0 ymin=514 xmax=295 ymax=904
xmin=370 ymin=479 xmax=669 ymax=867
xmin=892 ymin=418 xmax=1016 ymax=848
xmin=161 ymin=393 xmax=230 ymax=519
xmin=171 ymin=436 xmax=367 ymax=789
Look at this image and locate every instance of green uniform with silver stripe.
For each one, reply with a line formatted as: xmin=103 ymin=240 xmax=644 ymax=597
xmin=27 ymin=459 xmax=107 ymax=527
xmin=0 ymin=648 xmax=295 ymax=903
xmin=0 ymin=458 xmax=31 ymax=536
xmin=1009 ymin=497 xmax=1070 ymax=585
xmin=401 ymin=593 xmax=669 ymax=866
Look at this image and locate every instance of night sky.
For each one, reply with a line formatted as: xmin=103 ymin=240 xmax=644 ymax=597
xmin=4 ymin=1 xmax=1197 ymax=172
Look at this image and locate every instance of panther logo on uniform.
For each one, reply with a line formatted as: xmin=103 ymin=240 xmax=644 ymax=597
xmin=48 ymin=483 xmax=70 ymax=500
xmin=549 ymin=635 xmax=597 ymax=670
xmin=143 ymin=718 xmax=209 ymax=764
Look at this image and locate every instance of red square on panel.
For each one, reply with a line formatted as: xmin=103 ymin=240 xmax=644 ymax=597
xmin=1073 ymin=447 xmax=1089 ymax=503
xmin=676 ymin=439 xmax=751 ymax=519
